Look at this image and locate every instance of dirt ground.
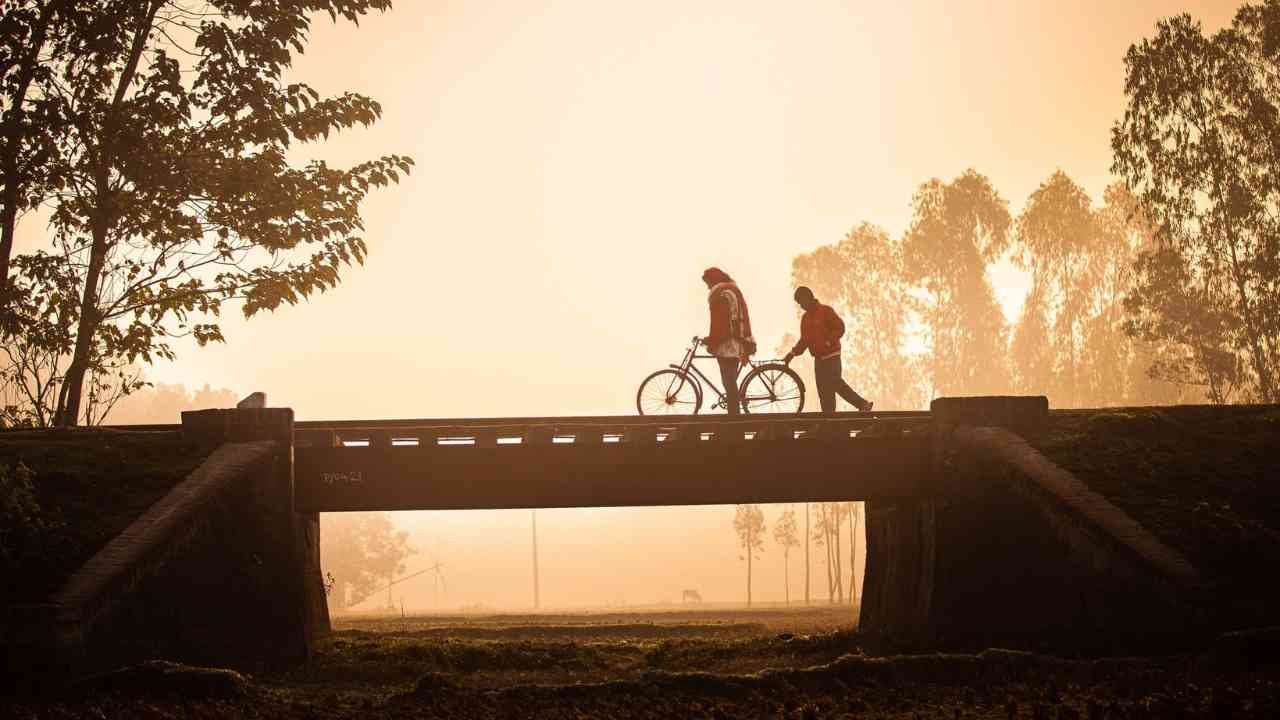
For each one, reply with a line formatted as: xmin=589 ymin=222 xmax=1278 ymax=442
xmin=9 ymin=606 xmax=1280 ymax=719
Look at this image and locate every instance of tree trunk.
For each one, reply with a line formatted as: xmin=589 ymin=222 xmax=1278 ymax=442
xmin=56 ymin=232 xmax=106 ymax=426
xmin=56 ymin=0 xmax=162 ymax=426
xmin=829 ymin=507 xmax=839 ymax=602
xmin=848 ymin=503 xmax=858 ymax=605
xmin=823 ymin=505 xmax=834 ymax=604
xmin=783 ymin=549 xmax=790 ymax=607
xmin=746 ymin=525 xmax=753 ymax=607
xmin=804 ymin=503 xmax=810 ymax=606
xmin=0 ymin=1 xmax=63 ymax=314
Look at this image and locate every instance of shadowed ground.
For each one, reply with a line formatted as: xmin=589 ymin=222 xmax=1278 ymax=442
xmin=8 ymin=606 xmax=1280 ymax=718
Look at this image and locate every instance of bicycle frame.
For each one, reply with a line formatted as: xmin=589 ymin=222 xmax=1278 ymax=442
xmin=668 ymin=336 xmax=758 ymax=408
xmin=638 ymin=335 xmax=803 ymax=415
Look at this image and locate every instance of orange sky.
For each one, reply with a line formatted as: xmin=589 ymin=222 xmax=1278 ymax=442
xmin=14 ymin=0 xmax=1244 ymax=612
xmin=22 ymin=0 xmax=1227 ymax=419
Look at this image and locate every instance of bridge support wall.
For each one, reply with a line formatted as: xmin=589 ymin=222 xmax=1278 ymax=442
xmin=860 ymin=395 xmax=1192 ymax=645
xmin=179 ymin=407 xmax=330 ymax=662
xmin=860 ymin=396 xmax=1049 ymax=637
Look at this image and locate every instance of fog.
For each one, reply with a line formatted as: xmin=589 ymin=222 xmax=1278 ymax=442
xmin=8 ymin=1 xmax=1240 ymax=616
xmin=326 ymin=504 xmax=866 ymax=614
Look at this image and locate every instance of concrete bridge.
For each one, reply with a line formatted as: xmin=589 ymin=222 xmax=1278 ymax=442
xmin=24 ymin=395 xmax=1198 ymax=668
xmin=291 ymin=411 xmax=934 ymax=512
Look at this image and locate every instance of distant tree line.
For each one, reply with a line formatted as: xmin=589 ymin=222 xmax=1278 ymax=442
xmin=788 ymin=2 xmax=1280 ymax=408
xmin=0 ymin=1 xmax=411 ymax=427
xmin=735 ymin=502 xmax=862 ymax=608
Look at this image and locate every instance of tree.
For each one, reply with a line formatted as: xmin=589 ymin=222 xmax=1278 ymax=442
xmin=847 ymin=502 xmax=861 ymax=606
xmin=22 ymin=1 xmax=409 ymax=426
xmin=108 ymin=382 xmax=238 ymax=425
xmin=810 ymin=502 xmax=846 ymax=604
xmin=1112 ymin=1 xmax=1280 ymax=403
xmin=1 ymin=251 xmax=143 ymax=427
xmin=804 ymin=502 xmax=810 ymax=605
xmin=320 ymin=512 xmax=414 ymax=612
xmin=902 ymin=170 xmax=1012 ymax=397
xmin=1091 ymin=184 xmax=1192 ymax=406
xmin=1010 ymin=280 xmax=1053 ymax=395
xmin=732 ymin=504 xmax=765 ymax=607
xmin=0 ymin=0 xmax=76 ymax=316
xmin=772 ymin=505 xmax=800 ymax=606
xmin=791 ymin=223 xmax=925 ymax=409
xmin=1013 ymin=171 xmax=1106 ymax=407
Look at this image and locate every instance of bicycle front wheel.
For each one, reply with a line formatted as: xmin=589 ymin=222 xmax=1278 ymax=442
xmin=739 ymin=363 xmax=805 ymax=414
xmin=636 ymin=369 xmax=703 ymax=415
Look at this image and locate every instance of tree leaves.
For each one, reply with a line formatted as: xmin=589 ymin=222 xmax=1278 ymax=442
xmin=1112 ymin=0 xmax=1280 ymax=403
xmin=4 ymin=2 xmax=412 ymax=424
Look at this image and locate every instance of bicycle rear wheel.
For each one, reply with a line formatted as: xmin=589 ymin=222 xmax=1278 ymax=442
xmin=739 ymin=363 xmax=805 ymax=414
xmin=636 ymin=369 xmax=702 ymax=415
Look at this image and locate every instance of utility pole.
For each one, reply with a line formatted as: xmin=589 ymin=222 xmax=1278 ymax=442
xmin=532 ymin=509 xmax=541 ymax=610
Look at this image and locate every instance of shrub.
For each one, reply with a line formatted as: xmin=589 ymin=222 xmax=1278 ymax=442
xmin=0 ymin=462 xmax=75 ymax=600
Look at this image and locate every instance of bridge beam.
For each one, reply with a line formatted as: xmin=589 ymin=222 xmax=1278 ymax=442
xmin=294 ymin=435 xmax=933 ymax=513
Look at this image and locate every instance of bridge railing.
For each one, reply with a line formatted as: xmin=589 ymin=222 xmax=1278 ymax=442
xmin=294 ymin=410 xmax=932 ymax=449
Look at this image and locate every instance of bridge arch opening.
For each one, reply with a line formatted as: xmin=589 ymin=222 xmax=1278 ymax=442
xmin=319 ymin=504 xmax=868 ymax=622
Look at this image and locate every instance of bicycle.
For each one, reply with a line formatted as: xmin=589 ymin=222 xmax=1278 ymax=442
xmin=636 ymin=336 xmax=806 ymax=415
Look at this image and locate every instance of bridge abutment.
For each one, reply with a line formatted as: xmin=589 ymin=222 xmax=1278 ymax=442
xmin=859 ymin=395 xmax=1194 ymax=645
xmin=861 ymin=396 xmax=1050 ymax=637
xmin=180 ymin=405 xmax=330 ymax=662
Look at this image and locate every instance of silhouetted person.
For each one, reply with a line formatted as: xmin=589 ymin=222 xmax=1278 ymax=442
xmin=783 ymin=286 xmax=873 ymax=413
xmin=701 ymin=267 xmax=755 ymax=415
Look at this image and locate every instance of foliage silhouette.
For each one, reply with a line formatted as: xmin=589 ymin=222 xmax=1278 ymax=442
xmin=1113 ymin=1 xmax=1280 ymax=403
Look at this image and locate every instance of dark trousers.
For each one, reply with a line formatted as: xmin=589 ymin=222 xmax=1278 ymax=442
xmin=815 ymin=355 xmax=867 ymax=413
xmin=717 ymin=357 xmax=741 ymax=415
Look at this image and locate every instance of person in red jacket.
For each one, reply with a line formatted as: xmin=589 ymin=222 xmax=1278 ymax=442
xmin=782 ymin=286 xmax=873 ymax=413
xmin=701 ymin=267 xmax=756 ymax=415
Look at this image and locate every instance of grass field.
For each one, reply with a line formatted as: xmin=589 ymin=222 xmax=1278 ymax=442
xmin=9 ymin=606 xmax=1280 ymax=719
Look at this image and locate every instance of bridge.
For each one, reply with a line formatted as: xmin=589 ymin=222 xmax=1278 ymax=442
xmin=292 ymin=411 xmax=933 ymax=512
xmin=33 ymin=395 xmax=1192 ymax=667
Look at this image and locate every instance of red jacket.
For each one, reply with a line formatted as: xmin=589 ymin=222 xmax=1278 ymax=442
xmin=790 ymin=302 xmax=844 ymax=359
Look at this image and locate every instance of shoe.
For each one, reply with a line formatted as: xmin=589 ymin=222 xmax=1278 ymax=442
xmin=861 ymin=401 xmax=874 ymax=413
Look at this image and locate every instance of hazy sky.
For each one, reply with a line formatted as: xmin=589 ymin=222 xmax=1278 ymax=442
xmin=15 ymin=0 xmax=1243 ymax=612
xmin=20 ymin=0 xmax=1233 ymax=419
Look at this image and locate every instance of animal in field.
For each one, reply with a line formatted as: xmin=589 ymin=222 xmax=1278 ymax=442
xmin=681 ymin=589 xmax=702 ymax=604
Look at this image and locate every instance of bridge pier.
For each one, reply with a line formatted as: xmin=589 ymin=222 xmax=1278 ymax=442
xmin=859 ymin=499 xmax=936 ymax=634
xmin=180 ymin=405 xmax=330 ymax=662
xmin=859 ymin=396 xmax=1048 ymax=638
xmin=859 ymin=395 xmax=1192 ymax=645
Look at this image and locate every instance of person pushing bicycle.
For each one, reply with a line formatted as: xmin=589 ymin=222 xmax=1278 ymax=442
xmin=782 ymin=286 xmax=874 ymax=413
xmin=701 ymin=267 xmax=756 ymax=416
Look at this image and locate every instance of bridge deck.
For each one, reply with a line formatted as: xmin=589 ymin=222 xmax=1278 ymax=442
xmin=294 ymin=412 xmax=933 ymax=512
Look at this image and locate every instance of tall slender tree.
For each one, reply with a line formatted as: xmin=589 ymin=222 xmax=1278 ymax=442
xmin=804 ymin=502 xmax=810 ymax=605
xmin=902 ymin=170 xmax=1012 ymax=397
xmin=772 ymin=505 xmax=800 ymax=607
xmin=1014 ymin=171 xmax=1103 ymax=407
xmin=733 ymin=504 xmax=765 ymax=607
xmin=847 ymin=502 xmax=860 ymax=606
